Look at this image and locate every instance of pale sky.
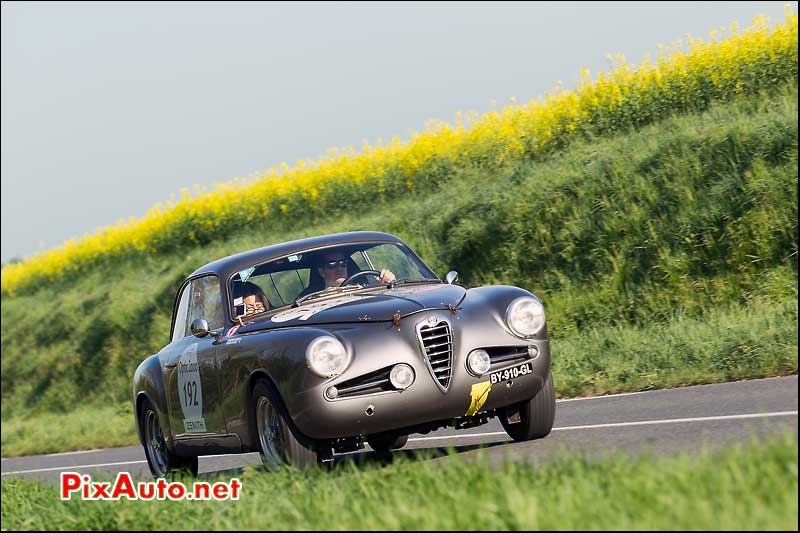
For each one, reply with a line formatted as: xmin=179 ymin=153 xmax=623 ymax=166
xmin=1 ymin=1 xmax=794 ymax=262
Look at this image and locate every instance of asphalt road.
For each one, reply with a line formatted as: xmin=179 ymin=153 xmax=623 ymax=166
xmin=3 ymin=375 xmax=797 ymax=482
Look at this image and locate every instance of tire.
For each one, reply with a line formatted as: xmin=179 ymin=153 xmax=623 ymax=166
xmin=500 ymin=371 xmax=555 ymax=442
xmin=140 ymin=398 xmax=199 ymax=478
xmin=367 ymin=433 xmax=409 ymax=452
xmin=251 ymin=379 xmax=319 ymax=470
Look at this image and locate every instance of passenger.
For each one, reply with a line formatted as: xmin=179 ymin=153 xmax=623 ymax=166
xmin=234 ymin=281 xmax=271 ymax=317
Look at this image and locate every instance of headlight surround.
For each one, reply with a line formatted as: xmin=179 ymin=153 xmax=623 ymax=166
xmin=505 ymin=297 xmax=545 ymax=337
xmin=306 ymin=336 xmax=350 ymax=378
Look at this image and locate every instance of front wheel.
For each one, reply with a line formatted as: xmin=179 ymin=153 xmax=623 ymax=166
xmin=500 ymin=371 xmax=555 ymax=442
xmin=252 ymin=379 xmax=319 ymax=470
xmin=140 ymin=399 xmax=198 ymax=478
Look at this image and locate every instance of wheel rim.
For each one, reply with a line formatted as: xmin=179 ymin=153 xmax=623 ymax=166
xmin=256 ymin=396 xmax=285 ymax=470
xmin=144 ymin=410 xmax=169 ymax=477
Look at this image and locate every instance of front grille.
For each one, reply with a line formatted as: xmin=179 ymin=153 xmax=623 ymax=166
xmin=418 ymin=320 xmax=453 ymax=391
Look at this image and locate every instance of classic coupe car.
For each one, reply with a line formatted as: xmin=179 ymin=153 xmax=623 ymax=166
xmin=133 ymin=231 xmax=554 ymax=476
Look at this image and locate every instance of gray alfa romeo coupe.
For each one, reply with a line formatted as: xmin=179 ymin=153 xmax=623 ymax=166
xmin=133 ymin=231 xmax=554 ymax=476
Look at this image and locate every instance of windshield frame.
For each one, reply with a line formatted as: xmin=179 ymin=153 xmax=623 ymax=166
xmin=225 ymin=240 xmax=441 ymax=323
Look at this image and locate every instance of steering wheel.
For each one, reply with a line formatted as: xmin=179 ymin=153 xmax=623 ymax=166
xmin=339 ymin=270 xmax=381 ymax=287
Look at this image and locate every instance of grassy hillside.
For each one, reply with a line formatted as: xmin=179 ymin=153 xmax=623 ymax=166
xmin=2 ymin=433 xmax=797 ymax=530
xmin=1 ymin=12 xmax=796 ymax=295
xmin=1 ymin=83 xmax=796 ymax=456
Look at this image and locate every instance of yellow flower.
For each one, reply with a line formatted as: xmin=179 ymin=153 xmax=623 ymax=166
xmin=2 ymin=10 xmax=797 ymax=295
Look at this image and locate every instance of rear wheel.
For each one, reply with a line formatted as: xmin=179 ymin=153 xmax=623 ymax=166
xmin=140 ymin=399 xmax=198 ymax=477
xmin=252 ymin=379 xmax=319 ymax=470
xmin=367 ymin=433 xmax=409 ymax=452
xmin=500 ymin=371 xmax=555 ymax=441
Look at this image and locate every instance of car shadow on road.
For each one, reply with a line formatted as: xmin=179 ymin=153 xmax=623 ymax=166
xmin=194 ymin=441 xmax=508 ymax=479
xmin=332 ymin=441 xmax=509 ymax=470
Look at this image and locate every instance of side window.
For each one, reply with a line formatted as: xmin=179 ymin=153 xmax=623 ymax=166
xmin=188 ymin=276 xmax=224 ymax=331
xmin=171 ymin=285 xmax=191 ymax=343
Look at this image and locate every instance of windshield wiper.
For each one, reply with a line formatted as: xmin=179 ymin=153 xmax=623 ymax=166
xmin=295 ymin=278 xmax=440 ymax=305
xmin=293 ymin=285 xmax=365 ymax=306
xmin=387 ymin=278 xmax=442 ymax=289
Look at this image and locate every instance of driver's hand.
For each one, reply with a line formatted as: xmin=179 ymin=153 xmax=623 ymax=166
xmin=378 ymin=269 xmax=396 ymax=283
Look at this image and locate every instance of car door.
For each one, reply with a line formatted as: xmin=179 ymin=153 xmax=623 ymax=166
xmin=162 ymin=275 xmax=228 ymax=438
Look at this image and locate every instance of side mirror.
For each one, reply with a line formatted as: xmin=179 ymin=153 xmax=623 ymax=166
xmin=190 ymin=318 xmax=221 ymax=340
xmin=445 ymin=271 xmax=459 ymax=285
xmin=190 ymin=318 xmax=210 ymax=338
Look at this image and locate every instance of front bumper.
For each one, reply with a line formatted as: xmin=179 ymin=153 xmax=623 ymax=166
xmin=289 ymin=310 xmax=551 ymax=439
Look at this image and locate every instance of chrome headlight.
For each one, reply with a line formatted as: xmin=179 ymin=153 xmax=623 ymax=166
xmin=306 ymin=336 xmax=350 ymax=378
xmin=389 ymin=363 xmax=415 ymax=390
xmin=467 ymin=349 xmax=491 ymax=376
xmin=505 ymin=297 xmax=545 ymax=337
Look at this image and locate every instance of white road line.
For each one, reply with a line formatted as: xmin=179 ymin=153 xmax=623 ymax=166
xmin=3 ymin=410 xmax=797 ymax=476
xmin=1 ymin=460 xmax=147 ymax=476
xmin=551 ymin=410 xmax=798 ymax=431
xmin=2 ymin=447 xmax=131 ymax=461
xmin=42 ymin=448 xmax=109 ymax=458
xmin=407 ymin=411 xmax=799 ymax=443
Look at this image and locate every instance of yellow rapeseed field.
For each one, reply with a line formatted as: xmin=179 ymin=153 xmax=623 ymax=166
xmin=2 ymin=9 xmax=797 ymax=295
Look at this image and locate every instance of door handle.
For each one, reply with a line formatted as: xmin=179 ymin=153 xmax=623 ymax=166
xmin=165 ymin=362 xmax=178 ymax=369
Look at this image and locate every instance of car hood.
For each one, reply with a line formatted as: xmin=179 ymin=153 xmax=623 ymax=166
xmin=235 ymin=283 xmax=466 ymax=332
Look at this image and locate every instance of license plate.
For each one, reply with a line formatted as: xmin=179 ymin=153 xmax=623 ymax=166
xmin=489 ymin=362 xmax=533 ymax=384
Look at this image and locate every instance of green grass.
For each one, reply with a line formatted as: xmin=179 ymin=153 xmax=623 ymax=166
xmin=1 ymin=82 xmax=797 ymax=456
xmin=1 ymin=433 xmax=797 ymax=530
xmin=0 ymin=405 xmax=137 ymax=458
xmin=554 ymin=296 xmax=798 ymax=396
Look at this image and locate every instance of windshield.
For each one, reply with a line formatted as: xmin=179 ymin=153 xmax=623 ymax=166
xmin=229 ymin=242 xmax=439 ymax=320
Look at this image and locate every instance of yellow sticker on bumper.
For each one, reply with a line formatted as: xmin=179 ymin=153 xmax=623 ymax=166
xmin=465 ymin=381 xmax=492 ymax=416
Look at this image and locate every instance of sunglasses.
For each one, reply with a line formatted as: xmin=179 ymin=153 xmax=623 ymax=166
xmin=323 ymin=259 xmax=348 ymax=269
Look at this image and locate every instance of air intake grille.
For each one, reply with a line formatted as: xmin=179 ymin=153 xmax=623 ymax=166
xmin=418 ymin=320 xmax=453 ymax=391
xmin=335 ymin=367 xmax=393 ymax=398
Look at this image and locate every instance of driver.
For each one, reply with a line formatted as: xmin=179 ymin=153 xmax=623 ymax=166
xmin=318 ymin=251 xmax=396 ymax=288
xmin=295 ymin=250 xmax=397 ymax=301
